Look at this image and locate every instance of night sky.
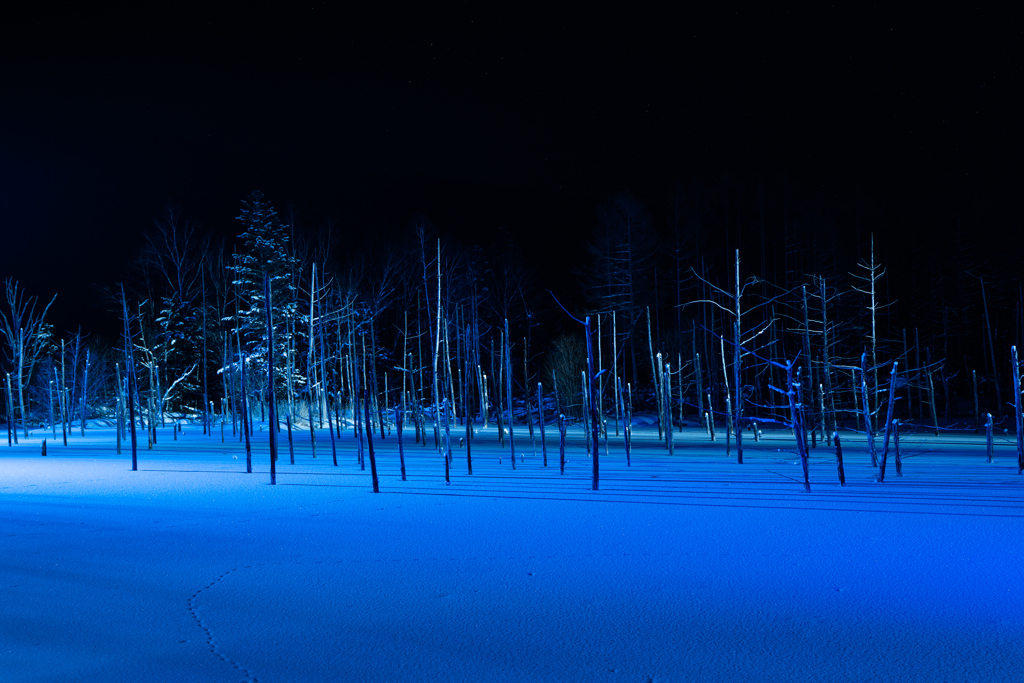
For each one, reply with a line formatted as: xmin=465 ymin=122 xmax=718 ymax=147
xmin=1 ymin=5 xmax=1019 ymax=336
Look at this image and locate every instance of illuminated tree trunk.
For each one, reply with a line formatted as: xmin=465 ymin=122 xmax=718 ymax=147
xmin=877 ymin=362 xmax=898 ymax=483
xmin=397 ymin=404 xmax=407 ymax=480
xmin=265 ymin=274 xmax=277 ymax=485
xmin=861 ymin=352 xmax=876 ymax=467
xmin=365 ymin=388 xmax=379 ymax=493
xmin=1013 ymin=346 xmax=1024 ymax=475
xmin=80 ymin=348 xmax=89 ymax=436
xmin=504 ymin=320 xmax=515 ymax=468
xmin=537 ymin=381 xmax=547 ymax=467
xmin=586 ymin=316 xmax=600 ymax=490
xmin=318 ymin=291 xmax=336 ymax=466
xmin=241 ymin=352 xmax=251 ymax=473
xmin=833 ymin=432 xmax=845 ymax=486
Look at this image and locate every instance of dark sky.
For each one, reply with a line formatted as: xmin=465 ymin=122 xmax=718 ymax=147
xmin=1 ymin=4 xmax=1019 ymax=335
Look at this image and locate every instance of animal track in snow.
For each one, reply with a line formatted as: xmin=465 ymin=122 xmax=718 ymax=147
xmin=187 ymin=567 xmax=260 ymax=683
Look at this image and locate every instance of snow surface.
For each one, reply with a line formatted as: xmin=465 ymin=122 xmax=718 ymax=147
xmin=2 ymin=420 xmax=1023 ymax=682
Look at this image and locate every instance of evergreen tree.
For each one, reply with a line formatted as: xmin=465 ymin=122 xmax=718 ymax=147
xmin=228 ymin=191 xmax=300 ymax=402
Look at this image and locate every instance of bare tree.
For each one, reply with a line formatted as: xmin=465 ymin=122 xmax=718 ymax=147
xmin=0 ymin=280 xmax=56 ymax=438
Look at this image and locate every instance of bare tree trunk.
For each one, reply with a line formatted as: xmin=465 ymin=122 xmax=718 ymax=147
xmin=733 ymin=318 xmax=743 ymax=464
xmin=49 ymin=374 xmax=56 ymax=440
xmin=80 ymin=348 xmax=89 ymax=436
xmin=664 ymin=365 xmax=674 ymax=457
xmin=861 ymin=352 xmax=876 ymax=466
xmin=596 ymin=315 xmax=603 ymax=438
xmin=986 ymin=412 xmax=994 ymax=463
xmin=981 ymin=277 xmax=1003 ymax=416
xmin=784 ymin=361 xmax=811 ymax=492
xmin=120 ymin=287 xmax=137 ymax=469
xmin=820 ymin=276 xmax=838 ymax=434
xmin=493 ymin=337 xmax=503 ymax=445
xmin=524 ymin=336 xmax=535 ymax=445
xmin=53 ymin=368 xmax=65 ymax=446
xmin=319 ymin=295 xmax=337 ymax=466
xmin=833 ymin=432 xmax=845 ymax=486
xmin=801 ymin=285 xmax=814 ymax=446
xmin=202 ymin=274 xmax=209 ymax=436
xmin=927 ymin=349 xmax=939 ymax=436
xmin=265 ymin=274 xmax=277 ymax=485
xmin=354 ymin=337 xmax=363 ymax=468
xmin=443 ymin=398 xmax=453 ymax=480
xmin=538 ymin=381 xmax=547 ymax=467
xmin=6 ymin=374 xmax=17 ymax=444
xmin=397 ymin=404 xmax=407 ymax=480
xmin=242 ymin=353 xmax=251 ymax=473
xmin=648 ymin=308 xmax=661 ymax=440
xmin=586 ymin=316 xmax=600 ymax=490
xmin=371 ymin=319 xmax=385 ymax=439
xmin=365 ymin=389 xmax=379 ymax=493
xmin=504 ymin=320 xmax=515 ymax=467
xmin=127 ymin=366 xmax=137 ymax=471
xmin=612 ymin=311 xmax=619 ymax=436
xmin=893 ymin=418 xmax=902 ymax=477
xmin=17 ymin=331 xmax=26 ymax=440
xmin=618 ymin=376 xmax=626 ymax=466
xmin=877 ymin=362 xmax=898 ymax=483
xmin=1013 ymin=346 xmax=1023 ymax=475
xmin=432 ymin=241 xmax=442 ymax=450
xmin=558 ymin=412 xmax=566 ymax=474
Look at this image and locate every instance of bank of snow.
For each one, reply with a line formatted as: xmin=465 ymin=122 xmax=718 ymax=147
xmin=2 ymin=423 xmax=1022 ymax=682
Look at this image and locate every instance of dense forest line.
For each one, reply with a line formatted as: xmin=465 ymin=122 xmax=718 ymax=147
xmin=3 ymin=179 xmax=1022 ymax=469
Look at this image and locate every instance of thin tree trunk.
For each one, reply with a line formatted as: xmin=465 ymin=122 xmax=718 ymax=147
xmin=127 ymin=366 xmax=137 ymax=470
xmin=80 ymin=348 xmax=89 ymax=436
xmin=1013 ymin=346 xmax=1024 ymax=475
xmin=833 ymin=432 xmax=845 ymax=486
xmin=504 ymin=320 xmax=515 ymax=468
xmin=319 ymin=296 xmax=337 ymax=466
xmin=927 ymin=349 xmax=939 ymax=436
xmin=861 ymin=352 xmax=876 ymax=466
xmin=537 ymin=381 xmax=546 ymax=467
xmin=443 ymin=398 xmax=453 ymax=480
xmin=986 ymin=412 xmax=994 ymax=463
xmin=621 ymin=378 xmax=632 ymax=466
xmin=893 ymin=418 xmax=902 ymax=477
xmin=365 ymin=389 xmax=379 ymax=493
xmin=612 ymin=310 xmax=619 ymax=436
xmin=877 ymin=362 xmax=898 ymax=483
xmin=648 ymin=308 xmax=661 ymax=440
xmin=265 ymin=274 xmax=277 ymax=484
xmin=242 ymin=353 xmax=251 ymax=473
xmin=586 ymin=316 xmax=600 ymax=490
xmin=558 ymin=412 xmax=566 ymax=475
xmin=981 ymin=277 xmax=1003 ymax=416
xmin=664 ymin=365 xmax=674 ymax=456
xmin=397 ymin=404 xmax=407 ymax=480
xmin=784 ymin=361 xmax=811 ymax=492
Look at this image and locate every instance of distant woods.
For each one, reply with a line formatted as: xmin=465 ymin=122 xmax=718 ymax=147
xmin=1 ymin=181 xmax=1021 ymax=448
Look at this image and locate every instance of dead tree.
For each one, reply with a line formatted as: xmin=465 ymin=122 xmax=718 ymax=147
xmin=833 ymin=432 xmax=845 ymax=486
xmin=550 ymin=293 xmax=600 ymax=489
xmin=1013 ymin=346 xmax=1024 ymax=474
xmin=877 ymin=362 xmax=899 ymax=483
xmin=0 ymin=279 xmax=56 ymax=439
xmin=850 ymin=234 xmax=890 ymax=416
xmin=684 ymin=250 xmax=781 ymax=464
xmin=120 ymin=285 xmax=138 ymax=470
xmin=265 ymin=274 xmax=277 ymax=484
xmin=364 ymin=388 xmax=379 ymax=492
xmin=768 ymin=357 xmax=811 ymax=492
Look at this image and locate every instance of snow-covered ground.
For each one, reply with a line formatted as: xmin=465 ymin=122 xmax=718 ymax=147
xmin=2 ymin=420 xmax=1022 ymax=682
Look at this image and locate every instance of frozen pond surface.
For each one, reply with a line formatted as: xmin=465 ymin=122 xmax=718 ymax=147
xmin=2 ymin=421 xmax=1023 ymax=682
